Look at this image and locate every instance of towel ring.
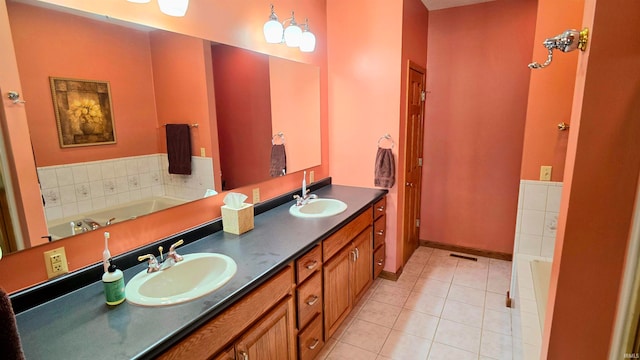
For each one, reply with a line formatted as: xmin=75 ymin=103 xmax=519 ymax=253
xmin=272 ymin=132 xmax=285 ymax=145
xmin=377 ymin=134 xmax=394 ymax=149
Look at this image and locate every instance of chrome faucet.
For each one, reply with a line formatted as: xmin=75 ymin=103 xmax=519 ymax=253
xmin=137 ymin=239 xmax=184 ymax=273
xmin=293 ymin=172 xmax=317 ymax=206
xmin=84 ymin=218 xmax=101 ymax=231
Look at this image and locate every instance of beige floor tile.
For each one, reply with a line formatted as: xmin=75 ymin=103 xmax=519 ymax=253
xmin=427 ymin=255 xmax=459 ymax=268
xmin=358 ymin=299 xmax=402 ymax=328
xmin=406 ymin=250 xmax=432 ymax=264
xmin=325 ymin=341 xmax=379 ymax=360
xmin=420 ymin=264 xmax=456 ymax=282
xmin=428 ymin=342 xmax=478 ymax=360
xmin=317 ymin=338 xmax=338 ymax=360
xmin=370 ymin=283 xmax=411 ymax=307
xmin=380 ymin=329 xmax=432 ymax=360
xmin=441 ymin=299 xmax=484 ymax=328
xmin=331 ymin=314 xmax=355 ymax=340
xmin=453 ymin=268 xmax=487 ymax=290
xmin=404 ymin=291 xmax=446 ymax=316
xmin=483 ymin=308 xmax=512 ymax=335
xmin=413 ymin=277 xmax=451 ymax=297
xmin=447 ymin=284 xmax=486 ymax=307
xmin=481 ymin=329 xmax=513 ymax=360
xmin=434 ymin=318 xmax=481 ymax=354
xmin=402 ymin=260 xmax=426 ymax=277
xmin=340 ymin=319 xmax=392 ymax=353
xmin=487 ymin=272 xmax=511 ymax=294
xmin=485 ymin=291 xmax=511 ymax=313
xmin=392 ymin=308 xmax=440 ymax=339
xmin=386 ymin=273 xmax=418 ymax=290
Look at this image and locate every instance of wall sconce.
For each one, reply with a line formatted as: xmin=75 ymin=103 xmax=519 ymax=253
xmin=528 ymin=28 xmax=589 ymax=69
xmin=263 ymin=4 xmax=316 ymax=53
xmin=127 ymin=0 xmax=189 ymax=17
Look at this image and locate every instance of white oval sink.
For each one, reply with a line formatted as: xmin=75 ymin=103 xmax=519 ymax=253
xmin=126 ymin=253 xmax=237 ymax=306
xmin=289 ymin=198 xmax=348 ymax=218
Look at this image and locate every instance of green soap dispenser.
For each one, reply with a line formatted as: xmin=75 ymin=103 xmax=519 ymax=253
xmin=103 ymin=258 xmax=126 ymax=305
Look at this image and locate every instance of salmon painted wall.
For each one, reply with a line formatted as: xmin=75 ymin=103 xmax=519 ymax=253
xmin=542 ymin=0 xmax=640 ymax=357
xmin=0 ymin=0 xmax=328 ymax=293
xmin=327 ymin=0 xmax=403 ymax=272
xmin=520 ymin=0 xmax=584 ymax=182
xmin=150 ymin=31 xmax=214 ymax=159
xmin=212 ymin=44 xmax=272 ymax=190
xmin=421 ymin=0 xmax=536 ymax=254
xmin=9 ymin=2 xmax=159 ymax=166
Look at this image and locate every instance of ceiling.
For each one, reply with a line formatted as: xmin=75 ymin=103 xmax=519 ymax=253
xmin=421 ymin=0 xmax=496 ymax=11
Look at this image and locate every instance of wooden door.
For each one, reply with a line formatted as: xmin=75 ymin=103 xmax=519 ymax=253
xmin=236 ymin=297 xmax=295 ymax=360
xmin=351 ymin=228 xmax=372 ymax=303
xmin=402 ymin=62 xmax=426 ymax=264
xmin=323 ymin=245 xmax=352 ymax=339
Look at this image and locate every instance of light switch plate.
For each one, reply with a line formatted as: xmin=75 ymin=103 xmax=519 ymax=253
xmin=200 ymin=147 xmax=206 ymax=157
xmin=540 ymin=166 xmax=552 ymax=181
xmin=252 ymin=188 xmax=260 ymax=204
xmin=309 ymin=170 xmax=315 ymax=183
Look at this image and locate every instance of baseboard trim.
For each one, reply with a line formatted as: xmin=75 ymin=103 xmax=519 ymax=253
xmin=420 ymin=240 xmax=512 ymax=261
xmin=379 ymin=267 xmax=402 ymax=281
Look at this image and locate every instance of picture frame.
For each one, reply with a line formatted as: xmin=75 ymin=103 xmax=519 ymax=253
xmin=49 ymin=77 xmax=116 ymax=147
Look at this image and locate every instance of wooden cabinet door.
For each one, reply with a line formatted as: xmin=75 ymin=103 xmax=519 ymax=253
xmin=235 ymin=296 xmax=296 ymax=360
xmin=323 ymin=244 xmax=352 ymax=339
xmin=351 ymin=228 xmax=373 ymax=303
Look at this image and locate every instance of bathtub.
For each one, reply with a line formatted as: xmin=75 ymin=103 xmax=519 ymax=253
xmin=47 ymin=196 xmax=187 ymax=239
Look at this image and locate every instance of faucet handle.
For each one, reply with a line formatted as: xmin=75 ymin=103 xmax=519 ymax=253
xmin=169 ymin=239 xmax=184 ymax=262
xmin=138 ymin=254 xmax=160 ymax=273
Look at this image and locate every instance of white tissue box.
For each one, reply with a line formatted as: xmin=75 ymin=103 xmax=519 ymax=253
xmin=221 ymin=203 xmax=254 ymax=235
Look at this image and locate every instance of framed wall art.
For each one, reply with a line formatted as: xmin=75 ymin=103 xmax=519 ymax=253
xmin=49 ymin=77 xmax=116 ymax=147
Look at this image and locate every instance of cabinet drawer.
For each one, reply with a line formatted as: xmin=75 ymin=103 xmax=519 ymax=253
xmin=297 ymin=271 xmax=322 ymax=329
xmin=323 ymin=210 xmax=371 ymax=261
xmin=296 ymin=245 xmax=322 ymax=284
xmin=298 ymin=314 xmax=324 ymax=360
xmin=374 ymin=243 xmax=385 ymax=279
xmin=373 ymin=197 xmax=386 ymax=220
xmin=373 ymin=214 xmax=386 ymax=250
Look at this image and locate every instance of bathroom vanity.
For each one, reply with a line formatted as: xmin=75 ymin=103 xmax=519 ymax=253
xmin=13 ymin=182 xmax=386 ymax=359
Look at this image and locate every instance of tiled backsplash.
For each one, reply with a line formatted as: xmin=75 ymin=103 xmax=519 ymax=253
xmin=514 ymin=180 xmax=563 ymax=260
xmin=38 ymin=154 xmax=214 ymax=223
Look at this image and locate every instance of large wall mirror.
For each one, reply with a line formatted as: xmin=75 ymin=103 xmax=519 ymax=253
xmin=0 ymin=0 xmax=321 ymax=253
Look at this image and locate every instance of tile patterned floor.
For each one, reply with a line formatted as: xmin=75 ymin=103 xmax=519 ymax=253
xmin=317 ymin=246 xmax=514 ymax=360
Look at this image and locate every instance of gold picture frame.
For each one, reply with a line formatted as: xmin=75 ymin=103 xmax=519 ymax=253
xmin=49 ymin=77 xmax=116 ymax=147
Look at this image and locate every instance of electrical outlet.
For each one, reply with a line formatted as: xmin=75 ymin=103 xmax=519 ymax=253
xmin=252 ymin=188 xmax=260 ymax=204
xmin=200 ymin=147 xmax=206 ymax=157
xmin=540 ymin=166 xmax=552 ymax=181
xmin=309 ymin=170 xmax=315 ymax=183
xmin=44 ymin=247 xmax=69 ymax=279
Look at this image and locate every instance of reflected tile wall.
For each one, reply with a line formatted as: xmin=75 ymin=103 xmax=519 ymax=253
xmin=38 ymin=154 xmax=214 ymax=222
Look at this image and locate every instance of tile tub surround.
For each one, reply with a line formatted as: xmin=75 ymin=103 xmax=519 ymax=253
xmin=13 ymin=184 xmax=387 ymax=360
xmin=317 ymin=246 xmax=515 ymax=360
xmin=38 ymin=154 xmax=214 ymax=222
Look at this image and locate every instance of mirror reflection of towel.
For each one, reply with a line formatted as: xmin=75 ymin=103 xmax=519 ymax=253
xmin=374 ymin=148 xmax=395 ymax=188
xmin=270 ymin=144 xmax=286 ymax=177
xmin=0 ymin=288 xmax=25 ymax=359
xmin=165 ymin=124 xmax=192 ymax=175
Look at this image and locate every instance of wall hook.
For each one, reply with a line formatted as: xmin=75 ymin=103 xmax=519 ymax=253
xmin=528 ymin=28 xmax=589 ymax=69
xmin=7 ymin=91 xmax=26 ymax=104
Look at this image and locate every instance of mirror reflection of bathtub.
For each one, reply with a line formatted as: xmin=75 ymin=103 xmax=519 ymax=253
xmin=46 ymin=197 xmax=186 ymax=240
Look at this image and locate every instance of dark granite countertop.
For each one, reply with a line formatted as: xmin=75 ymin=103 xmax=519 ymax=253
xmin=15 ymin=184 xmax=386 ymax=359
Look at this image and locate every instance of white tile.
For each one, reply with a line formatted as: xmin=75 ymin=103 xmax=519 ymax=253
xmin=413 ymin=277 xmax=451 ymax=297
xmin=340 ymin=319 xmax=391 ymax=354
xmin=543 ymin=212 xmax=558 ymax=238
xmin=44 ymin=206 xmax=63 ymax=221
xmin=43 ymin=189 xmax=61 ymax=207
xmin=402 ymin=261 xmax=425 ymax=277
xmin=100 ymin=162 xmax=115 ymax=179
xmin=125 ymin=159 xmax=139 ymax=175
xmin=522 ymin=342 xmax=541 ymax=360
xmin=55 ymin=167 xmax=74 ymax=186
xmin=116 ymin=177 xmax=129 ymax=193
xmin=546 ymin=185 xmax=562 ymax=212
xmin=541 ymin=237 xmax=555 ymax=258
xmin=522 ymin=183 xmax=547 ymax=211
xmin=357 ymin=300 xmax=402 ymax=328
xmin=428 ymin=342 xmax=477 ymax=360
xmin=371 ymin=284 xmax=411 ymax=307
xmin=485 ymin=292 xmax=511 ymax=313
xmin=325 ymin=341 xmax=378 ymax=360
xmin=38 ymin=168 xmax=59 ymax=189
xmin=392 ymin=308 xmax=439 ymax=339
xmin=447 ymin=284 xmax=486 ymax=307
xmin=520 ymin=210 xmax=545 ymax=236
xmin=113 ymin=161 xmax=127 ymax=177
xmin=480 ymin=329 xmax=513 ymax=360
xmin=517 ymin=183 xmax=525 ymax=210
xmin=86 ymin=163 xmax=103 ymax=182
xmin=380 ymin=330 xmax=431 ymax=360
xmin=61 ymin=202 xmax=79 ymax=218
xmin=518 ymin=234 xmax=542 ymax=256
xmin=483 ymin=308 xmax=512 ymax=335
xmin=72 ymin=165 xmax=89 ymax=184
xmin=452 ymin=268 xmax=487 ymax=290
xmin=59 ymin=185 xmax=77 ymax=204
xmin=441 ymin=299 xmax=484 ymax=328
xmin=434 ymin=319 xmax=481 ymax=353
xmin=386 ymin=273 xmax=418 ymax=291
xmin=404 ymin=291 xmax=446 ymax=316
xmin=421 ymin=263 xmax=456 ymax=282
xmin=75 ymin=183 xmax=91 ymax=201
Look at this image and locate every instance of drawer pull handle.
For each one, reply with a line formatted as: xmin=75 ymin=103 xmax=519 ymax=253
xmin=306 ymin=295 xmax=319 ymax=306
xmin=239 ymin=350 xmax=249 ymax=360
xmin=377 ymin=259 xmax=384 ymax=266
xmin=376 ymin=230 xmax=384 ymax=236
xmin=377 ymin=206 xmax=385 ymax=212
xmin=304 ymin=260 xmax=318 ymax=270
xmin=354 ymin=247 xmax=360 ymax=260
xmin=308 ymin=338 xmax=320 ymax=350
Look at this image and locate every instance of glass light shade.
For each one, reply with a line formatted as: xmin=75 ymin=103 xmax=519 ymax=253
xmin=284 ymin=24 xmax=302 ymax=47
xmin=127 ymin=0 xmax=151 ymax=3
xmin=299 ymin=31 xmax=316 ymax=52
xmin=263 ymin=20 xmax=284 ymax=44
xmin=158 ymin=0 xmax=189 ymax=17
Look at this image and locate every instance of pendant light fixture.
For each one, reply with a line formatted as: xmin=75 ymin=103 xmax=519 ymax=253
xmin=263 ymin=4 xmax=316 ymax=53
